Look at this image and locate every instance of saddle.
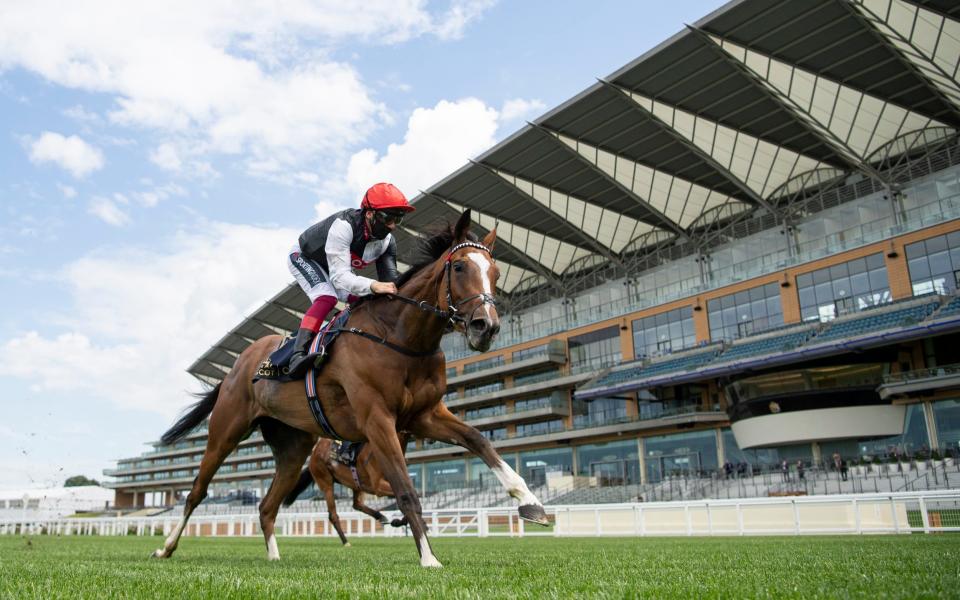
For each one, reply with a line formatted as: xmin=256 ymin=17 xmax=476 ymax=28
xmin=254 ymin=309 xmax=351 ymax=382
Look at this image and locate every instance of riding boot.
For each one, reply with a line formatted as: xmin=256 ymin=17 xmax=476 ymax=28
xmin=287 ymin=328 xmax=317 ymax=376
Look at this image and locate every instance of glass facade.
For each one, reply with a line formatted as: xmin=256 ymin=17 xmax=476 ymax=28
xmin=632 ymin=307 xmax=696 ymax=358
xmin=932 ymin=399 xmax=960 ymax=457
xmin=519 ymin=447 xmax=574 ymax=487
xmin=707 ymin=283 xmax=784 ymax=341
xmin=819 ymin=403 xmax=929 ymax=460
xmin=796 ymin=253 xmax=890 ymax=322
xmin=576 ymin=439 xmax=641 ymax=485
xmin=905 ymin=232 xmax=960 ymax=296
xmin=644 ymin=429 xmax=718 ymax=482
xmin=568 ymin=326 xmax=621 ymax=371
xmin=425 ymin=460 xmax=466 ymax=492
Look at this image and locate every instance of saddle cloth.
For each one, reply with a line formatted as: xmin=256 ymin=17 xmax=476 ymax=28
xmin=254 ymin=309 xmax=351 ymax=382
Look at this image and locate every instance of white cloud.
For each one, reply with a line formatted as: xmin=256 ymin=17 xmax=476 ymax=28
xmin=337 ymin=98 xmax=499 ymax=213
xmin=0 ymin=1 xmax=497 ymax=179
xmin=501 ymin=97 xmax=546 ymax=123
xmin=57 ymin=183 xmax=77 ymax=198
xmin=28 ymin=132 xmax=104 ymax=178
xmin=0 ymin=222 xmax=298 ymax=417
xmin=149 ymin=143 xmax=182 ymax=172
xmin=88 ymin=196 xmax=130 ymax=226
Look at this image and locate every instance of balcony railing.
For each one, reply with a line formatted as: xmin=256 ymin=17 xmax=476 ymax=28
xmin=881 ymin=363 xmax=960 ymax=384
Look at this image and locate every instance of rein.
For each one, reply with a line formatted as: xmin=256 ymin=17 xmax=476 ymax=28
xmin=351 ymin=240 xmax=498 ymax=356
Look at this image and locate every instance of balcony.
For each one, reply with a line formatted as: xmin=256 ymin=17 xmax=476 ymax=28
xmin=465 ymin=396 xmax=569 ymax=428
xmin=448 ymin=340 xmax=567 ymax=386
xmin=878 ymin=363 xmax=960 ymax=400
xmin=445 ymin=371 xmax=594 ymax=410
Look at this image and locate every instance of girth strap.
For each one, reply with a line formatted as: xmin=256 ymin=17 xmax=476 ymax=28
xmin=304 ymin=365 xmax=341 ymax=439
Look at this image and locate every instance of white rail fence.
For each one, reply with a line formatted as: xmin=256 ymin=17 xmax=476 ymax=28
xmin=2 ymin=491 xmax=958 ymax=538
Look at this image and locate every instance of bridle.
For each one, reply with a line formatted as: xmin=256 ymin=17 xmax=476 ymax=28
xmin=387 ymin=240 xmax=497 ymax=331
xmin=338 ymin=241 xmax=498 ymax=357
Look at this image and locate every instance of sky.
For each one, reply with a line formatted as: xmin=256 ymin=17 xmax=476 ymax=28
xmin=0 ymin=0 xmax=725 ymax=490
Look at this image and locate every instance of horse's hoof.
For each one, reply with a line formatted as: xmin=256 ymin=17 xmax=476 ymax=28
xmin=390 ymin=518 xmax=406 ymax=527
xmin=420 ymin=556 xmax=443 ymax=568
xmin=343 ymin=542 xmax=351 ymax=548
xmin=151 ymin=549 xmax=167 ymax=559
xmin=518 ymin=504 xmax=549 ymax=526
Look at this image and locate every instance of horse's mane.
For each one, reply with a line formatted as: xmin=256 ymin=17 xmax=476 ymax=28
xmin=396 ymin=223 xmax=478 ymax=288
xmin=350 ymin=221 xmax=477 ymax=310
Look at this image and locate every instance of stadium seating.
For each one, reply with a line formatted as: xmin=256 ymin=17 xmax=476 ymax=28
xmin=814 ymin=301 xmax=940 ymax=343
xmin=712 ymin=328 xmax=814 ymax=364
xmin=583 ymin=348 xmax=719 ymax=390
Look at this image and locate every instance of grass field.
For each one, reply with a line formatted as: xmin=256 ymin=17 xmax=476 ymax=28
xmin=1 ymin=535 xmax=958 ymax=599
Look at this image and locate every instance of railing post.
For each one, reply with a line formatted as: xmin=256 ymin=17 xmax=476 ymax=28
xmin=853 ymin=498 xmax=862 ymax=534
xmin=793 ymin=499 xmax=800 ymax=535
xmin=919 ymin=496 xmax=931 ymax=533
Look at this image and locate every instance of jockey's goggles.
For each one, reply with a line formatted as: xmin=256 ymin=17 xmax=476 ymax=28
xmin=374 ymin=210 xmax=406 ymax=226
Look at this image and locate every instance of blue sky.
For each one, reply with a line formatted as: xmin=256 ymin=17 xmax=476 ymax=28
xmin=0 ymin=0 xmax=724 ymax=490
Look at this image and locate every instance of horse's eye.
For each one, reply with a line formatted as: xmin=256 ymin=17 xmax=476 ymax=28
xmin=453 ymin=262 xmax=464 ymax=273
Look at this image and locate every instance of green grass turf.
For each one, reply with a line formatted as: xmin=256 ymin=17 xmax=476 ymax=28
xmin=1 ymin=535 xmax=958 ymax=599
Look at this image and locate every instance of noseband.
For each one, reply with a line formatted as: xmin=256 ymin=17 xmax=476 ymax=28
xmin=388 ymin=241 xmax=497 ymax=331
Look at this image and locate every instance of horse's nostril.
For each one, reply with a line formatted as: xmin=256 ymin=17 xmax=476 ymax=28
xmin=469 ymin=319 xmax=488 ymax=333
xmin=490 ymin=322 xmax=500 ymax=336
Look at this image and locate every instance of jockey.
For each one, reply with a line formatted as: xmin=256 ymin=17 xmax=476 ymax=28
xmin=286 ymin=182 xmax=415 ymax=375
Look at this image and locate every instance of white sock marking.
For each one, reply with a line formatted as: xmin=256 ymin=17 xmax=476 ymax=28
xmin=418 ymin=534 xmax=442 ymax=568
xmin=266 ymin=534 xmax=280 ymax=561
xmin=492 ymin=459 xmax=541 ymax=506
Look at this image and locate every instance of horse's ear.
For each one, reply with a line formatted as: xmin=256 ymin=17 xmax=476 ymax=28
xmin=454 ymin=209 xmax=472 ymax=242
xmin=482 ymin=227 xmax=496 ymax=252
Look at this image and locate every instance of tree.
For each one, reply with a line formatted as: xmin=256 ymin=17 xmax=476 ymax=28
xmin=64 ymin=475 xmax=100 ymax=487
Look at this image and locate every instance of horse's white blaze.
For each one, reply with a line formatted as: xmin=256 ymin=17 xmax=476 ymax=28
xmin=492 ymin=459 xmax=541 ymax=507
xmin=467 ymin=252 xmax=495 ymax=320
xmin=418 ymin=534 xmax=443 ymax=568
xmin=266 ymin=534 xmax=280 ymax=561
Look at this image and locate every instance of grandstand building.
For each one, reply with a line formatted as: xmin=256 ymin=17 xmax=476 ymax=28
xmin=105 ymin=0 xmax=960 ymax=508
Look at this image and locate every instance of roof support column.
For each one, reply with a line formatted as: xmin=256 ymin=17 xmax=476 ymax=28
xmin=688 ymin=26 xmax=894 ymax=187
xmin=849 ymin=0 xmax=960 ymax=123
xmin=597 ymin=79 xmax=780 ymax=217
xmin=526 ymin=123 xmax=691 ymax=240
xmin=468 ymin=160 xmax=630 ymax=271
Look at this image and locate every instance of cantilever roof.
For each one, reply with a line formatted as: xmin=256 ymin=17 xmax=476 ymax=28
xmin=189 ymin=0 xmax=960 ymax=384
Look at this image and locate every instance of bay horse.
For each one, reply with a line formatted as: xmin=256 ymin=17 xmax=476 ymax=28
xmin=152 ymin=210 xmax=547 ymax=567
xmin=281 ymin=437 xmax=408 ymax=546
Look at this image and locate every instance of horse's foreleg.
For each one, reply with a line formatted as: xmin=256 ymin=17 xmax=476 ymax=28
xmin=412 ymin=407 xmax=548 ymax=525
xmin=364 ymin=413 xmax=442 ymax=568
xmin=352 ymin=489 xmax=390 ymax=526
xmin=321 ymin=478 xmax=349 ymax=546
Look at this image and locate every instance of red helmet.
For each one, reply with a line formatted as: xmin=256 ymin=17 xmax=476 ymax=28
xmin=360 ymin=182 xmax=415 ymax=212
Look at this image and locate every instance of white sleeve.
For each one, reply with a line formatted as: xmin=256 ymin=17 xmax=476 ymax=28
xmin=325 ymin=218 xmax=376 ymax=296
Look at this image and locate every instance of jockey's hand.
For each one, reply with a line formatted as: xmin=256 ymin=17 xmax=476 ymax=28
xmin=371 ymin=281 xmax=398 ymax=295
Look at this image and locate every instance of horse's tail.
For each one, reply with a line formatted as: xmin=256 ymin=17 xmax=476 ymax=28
xmin=160 ymin=382 xmax=222 ymax=445
xmin=283 ymin=468 xmax=314 ymax=507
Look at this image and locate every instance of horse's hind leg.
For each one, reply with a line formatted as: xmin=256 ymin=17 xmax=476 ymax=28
xmin=152 ymin=388 xmax=252 ymax=558
xmin=258 ymin=418 xmax=315 ymax=560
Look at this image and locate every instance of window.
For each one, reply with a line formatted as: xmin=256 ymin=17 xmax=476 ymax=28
xmin=515 ymin=420 xmax=564 ymax=437
xmin=906 ymin=232 xmax=960 ymax=296
xmin=512 ymin=343 xmax=548 ymax=362
xmin=796 ymin=253 xmax=890 ymax=322
xmin=568 ymin=326 xmax=621 ymax=370
xmin=632 ymin=307 xmax=696 ymax=359
xmin=462 ymin=355 xmax=504 ymax=374
xmin=707 ymin=283 xmax=783 ymax=342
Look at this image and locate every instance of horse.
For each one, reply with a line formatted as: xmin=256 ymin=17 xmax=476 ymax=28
xmin=152 ymin=210 xmax=547 ymax=568
xmin=281 ymin=437 xmax=408 ymax=546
